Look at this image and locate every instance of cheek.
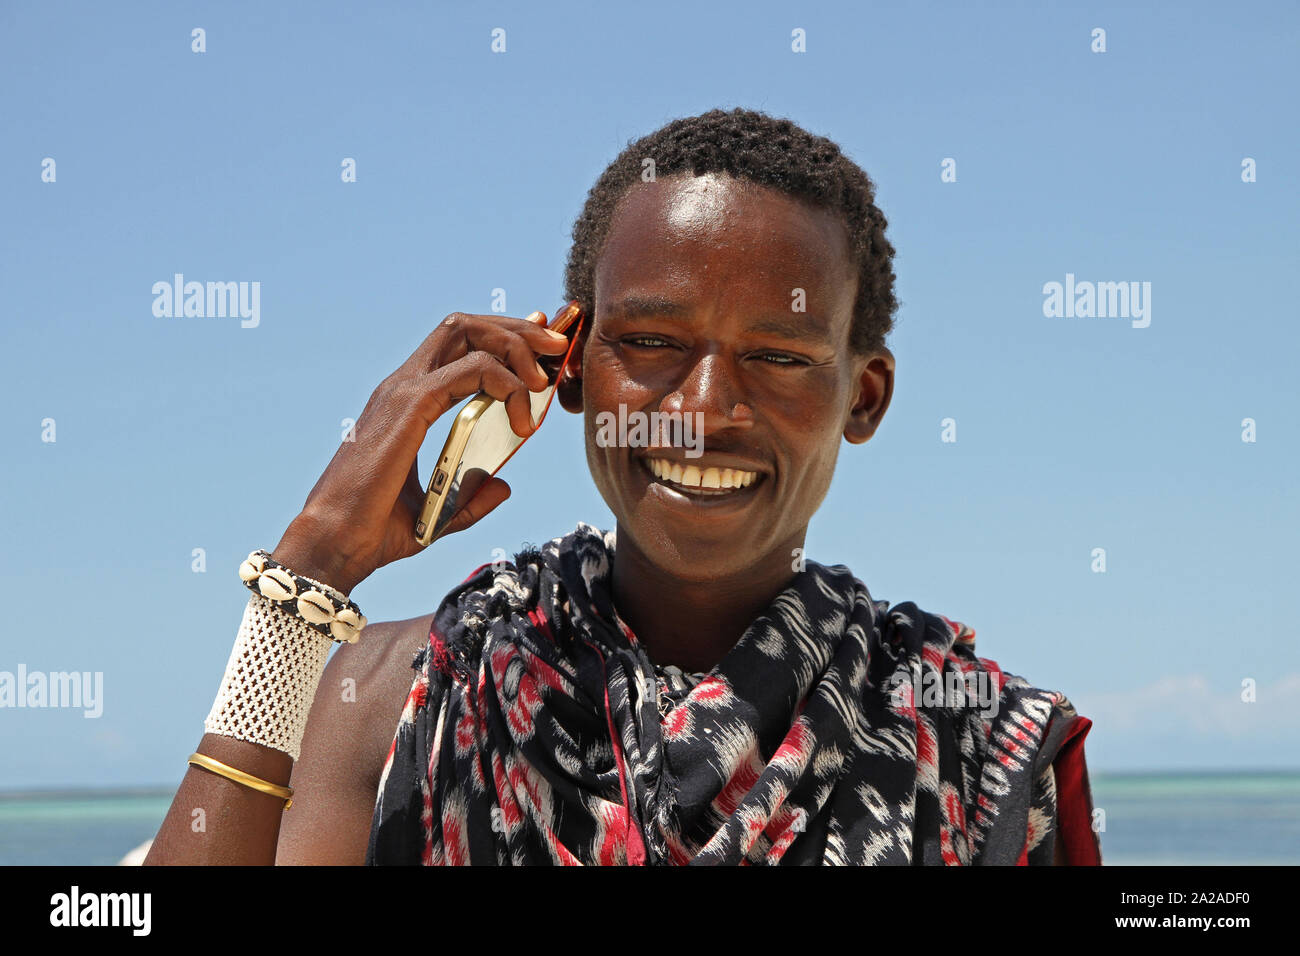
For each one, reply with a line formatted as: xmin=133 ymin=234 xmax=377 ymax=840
xmin=772 ymin=386 xmax=849 ymax=489
xmin=784 ymin=432 xmax=837 ymax=490
xmin=580 ymin=349 xmax=642 ymax=491
xmin=584 ymin=346 xmax=657 ymax=414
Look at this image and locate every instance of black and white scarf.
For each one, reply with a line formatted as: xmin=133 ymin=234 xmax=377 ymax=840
xmin=366 ymin=522 xmax=1091 ymax=865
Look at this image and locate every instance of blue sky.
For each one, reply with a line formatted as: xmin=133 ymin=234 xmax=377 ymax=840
xmin=1 ymin=0 xmax=1297 ymax=789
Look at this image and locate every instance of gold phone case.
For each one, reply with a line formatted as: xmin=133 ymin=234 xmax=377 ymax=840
xmin=414 ymin=304 xmax=584 ymax=546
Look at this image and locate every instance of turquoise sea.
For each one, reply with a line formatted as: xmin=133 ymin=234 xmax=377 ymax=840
xmin=1 ymin=771 xmax=1297 ymax=865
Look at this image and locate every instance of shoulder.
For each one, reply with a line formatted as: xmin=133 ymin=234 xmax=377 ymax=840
xmin=295 ymin=612 xmax=435 ymax=803
xmin=323 ymin=613 xmax=436 ymax=739
xmin=330 ymin=612 xmax=434 ymax=678
xmin=877 ymin=602 xmax=1101 ymax=863
xmin=872 ymin=599 xmax=1076 ymax=725
xmin=891 ymin=604 xmax=1093 ymax=777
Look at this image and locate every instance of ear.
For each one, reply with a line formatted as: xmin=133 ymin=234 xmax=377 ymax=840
xmin=843 ymin=347 xmax=895 ymax=444
xmin=556 ymin=318 xmax=589 ymax=414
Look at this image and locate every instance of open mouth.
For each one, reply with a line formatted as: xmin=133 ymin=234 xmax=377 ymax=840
xmin=639 ymin=456 xmax=766 ymax=498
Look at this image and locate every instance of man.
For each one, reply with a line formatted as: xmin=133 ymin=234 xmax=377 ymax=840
xmin=148 ymin=107 xmax=1100 ymax=866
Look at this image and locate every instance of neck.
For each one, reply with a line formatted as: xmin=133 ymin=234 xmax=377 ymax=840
xmin=609 ymin=524 xmax=805 ymax=673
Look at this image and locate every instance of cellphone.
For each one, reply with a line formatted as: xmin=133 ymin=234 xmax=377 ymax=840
xmin=414 ymin=302 xmax=586 ymax=546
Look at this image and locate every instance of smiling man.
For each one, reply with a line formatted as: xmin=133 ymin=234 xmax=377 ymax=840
xmin=571 ymin=168 xmax=882 ymax=677
xmin=149 ymin=107 xmax=1101 ymax=867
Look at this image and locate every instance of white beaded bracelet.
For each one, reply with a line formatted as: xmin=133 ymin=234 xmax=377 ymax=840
xmin=238 ymin=549 xmax=367 ymax=644
xmin=204 ymin=592 xmax=333 ymax=760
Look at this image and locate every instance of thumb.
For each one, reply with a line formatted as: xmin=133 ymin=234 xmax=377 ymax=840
xmin=440 ymin=477 xmax=511 ymax=537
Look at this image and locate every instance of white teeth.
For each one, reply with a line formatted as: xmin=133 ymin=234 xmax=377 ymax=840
xmin=646 ymin=458 xmax=759 ymax=492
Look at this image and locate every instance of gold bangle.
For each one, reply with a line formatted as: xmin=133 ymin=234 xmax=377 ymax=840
xmin=187 ymin=752 xmax=294 ymax=810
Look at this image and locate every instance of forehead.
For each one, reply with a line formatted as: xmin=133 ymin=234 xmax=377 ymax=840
xmin=594 ymin=172 xmax=856 ymax=307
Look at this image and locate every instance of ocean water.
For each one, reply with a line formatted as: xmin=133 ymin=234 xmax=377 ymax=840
xmin=0 ymin=791 xmax=173 ymax=866
xmin=1 ymin=771 xmax=1296 ymax=865
xmin=1086 ymin=771 xmax=1300 ymax=865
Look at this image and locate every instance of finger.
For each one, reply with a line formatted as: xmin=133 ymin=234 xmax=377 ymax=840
xmin=415 ymin=352 xmax=541 ymax=439
xmin=499 ymin=312 xmax=573 ymax=353
xmin=401 ymin=312 xmax=571 ymax=381
xmin=426 ymin=320 xmax=553 ymax=391
xmin=428 ymin=319 xmax=568 ymax=391
xmin=440 ymin=477 xmax=511 ymax=536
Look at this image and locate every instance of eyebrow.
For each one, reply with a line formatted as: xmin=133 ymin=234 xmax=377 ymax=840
xmin=604 ymin=295 xmax=832 ymax=343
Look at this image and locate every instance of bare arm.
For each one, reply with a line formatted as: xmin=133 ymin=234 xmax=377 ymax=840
xmin=143 ymin=733 xmax=294 ymax=865
xmin=143 ymin=531 xmax=347 ymax=865
xmin=142 ymin=533 xmax=388 ymax=865
xmin=143 ymin=308 xmax=567 ymax=866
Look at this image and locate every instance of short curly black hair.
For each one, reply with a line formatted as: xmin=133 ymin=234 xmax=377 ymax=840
xmin=562 ymin=107 xmax=898 ymax=355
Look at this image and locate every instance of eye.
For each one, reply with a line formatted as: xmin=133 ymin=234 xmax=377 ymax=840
xmin=624 ymin=335 xmax=673 ymax=348
xmin=756 ymin=352 xmax=806 ymax=366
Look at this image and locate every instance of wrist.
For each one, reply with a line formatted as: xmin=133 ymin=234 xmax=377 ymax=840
xmin=273 ymin=513 xmax=366 ymax=596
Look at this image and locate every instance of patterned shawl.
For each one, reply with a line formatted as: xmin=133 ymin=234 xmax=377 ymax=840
xmin=366 ymin=522 xmax=1097 ymax=865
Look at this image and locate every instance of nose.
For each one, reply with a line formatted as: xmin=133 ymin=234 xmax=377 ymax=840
xmin=658 ymin=351 xmax=754 ymax=434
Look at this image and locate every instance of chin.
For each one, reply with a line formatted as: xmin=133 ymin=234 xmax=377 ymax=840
xmin=617 ymin=513 xmax=776 ymax=582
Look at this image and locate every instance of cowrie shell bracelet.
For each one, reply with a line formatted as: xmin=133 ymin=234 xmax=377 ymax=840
xmin=238 ymin=549 xmax=368 ymax=644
